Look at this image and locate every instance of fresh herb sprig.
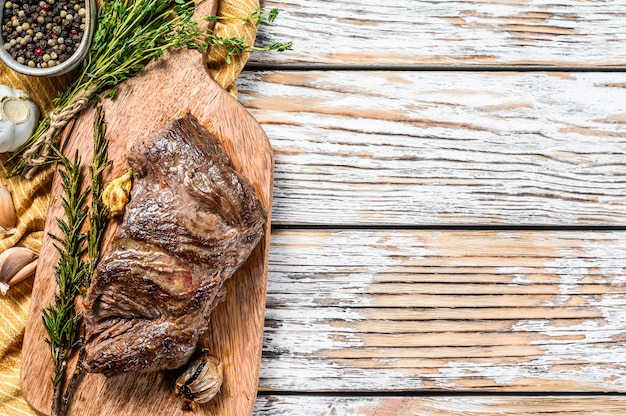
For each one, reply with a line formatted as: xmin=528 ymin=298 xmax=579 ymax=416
xmin=42 ymin=107 xmax=110 ymax=416
xmin=204 ymin=7 xmax=293 ymax=64
xmin=42 ymin=149 xmax=89 ymax=416
xmin=86 ymin=107 xmax=109 ymax=282
xmin=206 ymin=34 xmax=293 ymax=64
xmin=10 ymin=0 xmax=203 ymax=176
xmin=9 ymin=3 xmax=292 ymax=176
xmin=204 ymin=6 xmax=280 ymax=26
xmin=65 ymin=0 xmax=202 ymax=100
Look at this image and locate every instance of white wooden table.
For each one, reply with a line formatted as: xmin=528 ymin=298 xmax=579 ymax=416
xmin=244 ymin=1 xmax=626 ymax=414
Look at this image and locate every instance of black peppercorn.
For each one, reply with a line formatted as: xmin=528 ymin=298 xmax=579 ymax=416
xmin=1 ymin=0 xmax=85 ymax=68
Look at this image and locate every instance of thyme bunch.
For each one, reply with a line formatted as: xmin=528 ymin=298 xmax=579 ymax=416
xmin=42 ymin=107 xmax=110 ymax=416
xmin=9 ymin=2 xmax=292 ymax=176
xmin=10 ymin=0 xmax=202 ymax=176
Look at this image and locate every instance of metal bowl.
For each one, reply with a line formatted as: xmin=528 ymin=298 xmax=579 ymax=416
xmin=0 ymin=0 xmax=96 ymax=77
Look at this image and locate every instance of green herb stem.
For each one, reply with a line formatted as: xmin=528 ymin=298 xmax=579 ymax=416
xmin=9 ymin=3 xmax=292 ymax=176
xmin=87 ymin=106 xmax=109 ymax=282
xmin=42 ymin=107 xmax=110 ymax=416
xmin=9 ymin=0 xmax=202 ymax=176
xmin=204 ymin=7 xmax=292 ymax=64
xmin=42 ymin=149 xmax=88 ymax=416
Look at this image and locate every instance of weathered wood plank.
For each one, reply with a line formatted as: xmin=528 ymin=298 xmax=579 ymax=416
xmin=254 ymin=395 xmax=626 ymax=415
xmin=253 ymin=0 xmax=626 ymax=67
xmin=260 ymin=230 xmax=626 ymax=392
xmin=237 ymin=70 xmax=626 ymax=226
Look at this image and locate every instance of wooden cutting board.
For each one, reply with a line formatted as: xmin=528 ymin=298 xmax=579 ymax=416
xmin=20 ymin=0 xmax=274 ymax=414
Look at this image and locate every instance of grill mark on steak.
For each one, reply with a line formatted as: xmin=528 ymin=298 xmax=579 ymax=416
xmin=83 ymin=115 xmax=266 ymax=376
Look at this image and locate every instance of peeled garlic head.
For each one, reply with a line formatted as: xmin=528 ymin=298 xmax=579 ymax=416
xmin=0 ymin=85 xmax=40 ymax=153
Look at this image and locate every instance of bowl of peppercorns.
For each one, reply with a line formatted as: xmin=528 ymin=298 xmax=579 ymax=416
xmin=0 ymin=0 xmax=95 ymax=76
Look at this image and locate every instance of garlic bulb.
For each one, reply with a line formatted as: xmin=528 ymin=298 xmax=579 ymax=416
xmin=0 ymin=85 xmax=40 ymax=153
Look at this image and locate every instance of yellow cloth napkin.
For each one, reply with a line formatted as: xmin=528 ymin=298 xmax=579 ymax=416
xmin=0 ymin=0 xmax=258 ymax=413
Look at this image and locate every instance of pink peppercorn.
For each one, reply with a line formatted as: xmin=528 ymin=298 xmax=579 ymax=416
xmin=34 ymin=47 xmax=43 ymax=56
xmin=42 ymin=3 xmax=51 ymax=10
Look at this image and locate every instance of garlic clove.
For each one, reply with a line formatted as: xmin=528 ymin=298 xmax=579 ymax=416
xmin=0 ymin=226 xmax=17 ymax=239
xmin=175 ymin=353 xmax=223 ymax=404
xmin=0 ymin=184 xmax=17 ymax=231
xmin=102 ymin=168 xmax=133 ymax=217
xmin=0 ymin=246 xmax=38 ymax=285
xmin=7 ymin=256 xmax=37 ymax=286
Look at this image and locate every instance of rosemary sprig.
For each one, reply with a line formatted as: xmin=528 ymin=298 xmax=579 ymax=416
xmin=42 ymin=107 xmax=110 ymax=416
xmin=42 ymin=149 xmax=88 ymax=416
xmin=86 ymin=107 xmax=109 ymax=282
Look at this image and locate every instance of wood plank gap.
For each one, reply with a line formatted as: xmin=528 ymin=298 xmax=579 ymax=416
xmin=271 ymin=224 xmax=626 ymax=232
xmin=256 ymin=391 xmax=626 ymax=398
xmin=243 ymin=64 xmax=626 ymax=73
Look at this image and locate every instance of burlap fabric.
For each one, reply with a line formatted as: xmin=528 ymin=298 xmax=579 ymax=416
xmin=0 ymin=0 xmax=258 ymax=413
